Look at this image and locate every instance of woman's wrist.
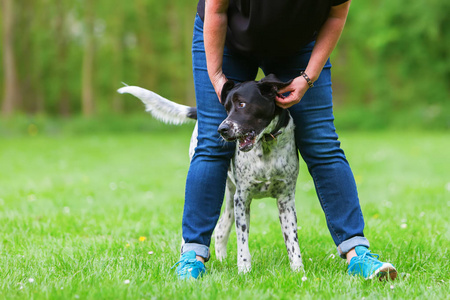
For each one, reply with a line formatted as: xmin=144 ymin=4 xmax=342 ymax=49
xmin=209 ymin=70 xmax=227 ymax=100
xmin=300 ymin=71 xmax=314 ymax=88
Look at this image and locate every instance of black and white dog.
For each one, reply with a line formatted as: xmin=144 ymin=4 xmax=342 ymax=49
xmin=118 ymin=74 xmax=303 ymax=273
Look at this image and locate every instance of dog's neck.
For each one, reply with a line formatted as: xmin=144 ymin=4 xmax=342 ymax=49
xmin=262 ymin=109 xmax=290 ymax=142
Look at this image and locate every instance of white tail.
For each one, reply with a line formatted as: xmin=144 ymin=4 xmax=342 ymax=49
xmin=117 ymin=86 xmax=196 ymax=125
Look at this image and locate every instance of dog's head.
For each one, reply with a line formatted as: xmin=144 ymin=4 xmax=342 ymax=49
xmin=218 ymin=74 xmax=291 ymax=152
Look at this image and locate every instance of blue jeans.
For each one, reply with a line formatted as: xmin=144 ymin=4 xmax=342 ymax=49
xmin=182 ymin=15 xmax=369 ymax=260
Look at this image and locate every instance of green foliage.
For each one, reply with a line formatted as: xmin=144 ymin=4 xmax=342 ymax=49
xmin=1 ymin=0 xmax=449 ymax=128
xmin=333 ymin=0 xmax=450 ymax=129
xmin=0 ymin=123 xmax=449 ymax=298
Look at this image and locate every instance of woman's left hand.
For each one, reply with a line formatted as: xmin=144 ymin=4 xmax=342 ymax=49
xmin=275 ymin=76 xmax=310 ymax=109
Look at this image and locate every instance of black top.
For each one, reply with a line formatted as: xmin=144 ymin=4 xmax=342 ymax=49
xmin=197 ymin=0 xmax=349 ymax=57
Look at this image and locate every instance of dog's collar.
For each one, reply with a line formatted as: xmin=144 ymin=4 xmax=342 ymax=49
xmin=263 ymin=109 xmax=290 ymax=142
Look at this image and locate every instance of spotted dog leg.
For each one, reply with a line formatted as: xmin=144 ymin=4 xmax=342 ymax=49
xmin=234 ymin=191 xmax=252 ymax=273
xmin=277 ymin=194 xmax=303 ymax=272
xmin=214 ymin=177 xmax=236 ymax=261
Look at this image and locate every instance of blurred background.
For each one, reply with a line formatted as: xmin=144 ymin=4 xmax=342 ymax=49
xmin=1 ymin=0 xmax=449 ymax=130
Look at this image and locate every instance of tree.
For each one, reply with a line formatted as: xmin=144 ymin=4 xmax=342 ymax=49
xmin=81 ymin=0 xmax=95 ymax=116
xmin=1 ymin=0 xmax=21 ymax=116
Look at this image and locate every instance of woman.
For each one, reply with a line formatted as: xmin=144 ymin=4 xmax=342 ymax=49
xmin=173 ymin=0 xmax=397 ymax=280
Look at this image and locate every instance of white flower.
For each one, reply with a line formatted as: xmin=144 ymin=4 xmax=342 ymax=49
xmin=148 ymin=251 xmax=154 ymax=255
xmin=400 ymin=223 xmax=407 ymax=229
xmin=28 ymin=278 xmax=34 ymax=283
xmin=109 ymin=182 xmax=117 ymax=191
xmin=390 ymin=285 xmax=394 ymax=290
xmin=124 ymin=279 xmax=130 ymax=284
xmin=301 ymin=276 xmax=307 ymax=282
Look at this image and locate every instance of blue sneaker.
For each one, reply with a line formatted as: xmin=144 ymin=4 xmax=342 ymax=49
xmin=172 ymin=251 xmax=206 ymax=280
xmin=348 ymin=246 xmax=397 ymax=280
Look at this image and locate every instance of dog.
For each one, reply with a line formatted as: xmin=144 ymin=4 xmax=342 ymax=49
xmin=118 ymin=74 xmax=303 ymax=273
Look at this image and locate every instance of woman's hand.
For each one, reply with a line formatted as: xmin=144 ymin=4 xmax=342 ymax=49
xmin=210 ymin=71 xmax=228 ymax=102
xmin=275 ymin=76 xmax=310 ymax=109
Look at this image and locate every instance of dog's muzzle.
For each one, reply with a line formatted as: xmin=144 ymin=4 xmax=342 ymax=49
xmin=218 ymin=121 xmax=256 ymax=152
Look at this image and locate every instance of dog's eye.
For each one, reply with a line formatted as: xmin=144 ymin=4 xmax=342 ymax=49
xmin=238 ymin=102 xmax=246 ymax=108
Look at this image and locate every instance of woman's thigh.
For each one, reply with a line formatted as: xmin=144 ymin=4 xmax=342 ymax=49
xmin=191 ymin=15 xmax=259 ymax=156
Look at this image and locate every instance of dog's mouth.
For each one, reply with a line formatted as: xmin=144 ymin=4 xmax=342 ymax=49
xmin=238 ymin=131 xmax=256 ymax=152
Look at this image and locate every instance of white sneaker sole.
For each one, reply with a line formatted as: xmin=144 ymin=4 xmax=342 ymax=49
xmin=368 ymin=263 xmax=397 ymax=281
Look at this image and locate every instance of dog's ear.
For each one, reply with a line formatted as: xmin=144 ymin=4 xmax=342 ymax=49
xmin=258 ymin=74 xmax=293 ymax=97
xmin=220 ymin=80 xmax=235 ymax=104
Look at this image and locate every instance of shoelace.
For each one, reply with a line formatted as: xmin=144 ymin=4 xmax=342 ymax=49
xmin=171 ymin=257 xmax=199 ymax=274
xmin=356 ymin=249 xmax=380 ymax=263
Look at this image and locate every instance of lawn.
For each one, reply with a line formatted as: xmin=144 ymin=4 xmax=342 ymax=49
xmin=0 ymin=118 xmax=449 ymax=299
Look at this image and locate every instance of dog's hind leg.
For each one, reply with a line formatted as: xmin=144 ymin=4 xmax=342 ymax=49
xmin=214 ymin=177 xmax=235 ymax=261
xmin=277 ymin=194 xmax=303 ymax=272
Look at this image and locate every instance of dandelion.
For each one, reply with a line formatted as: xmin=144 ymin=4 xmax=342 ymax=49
xmin=124 ymin=279 xmax=130 ymax=284
xmin=301 ymin=276 xmax=307 ymax=282
xmin=125 ymin=243 xmax=130 ymax=247
xmin=139 ymin=236 xmax=147 ymax=242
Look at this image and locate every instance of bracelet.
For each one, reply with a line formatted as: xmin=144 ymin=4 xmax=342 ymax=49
xmin=300 ymin=71 xmax=314 ymax=88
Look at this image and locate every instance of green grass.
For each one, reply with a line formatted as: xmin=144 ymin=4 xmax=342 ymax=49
xmin=0 ymin=118 xmax=449 ymax=299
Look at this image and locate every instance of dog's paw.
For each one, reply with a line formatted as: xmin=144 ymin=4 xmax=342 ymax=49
xmin=290 ymin=263 xmax=304 ymax=272
xmin=215 ymin=248 xmax=227 ymax=261
xmin=238 ymin=264 xmax=252 ymax=274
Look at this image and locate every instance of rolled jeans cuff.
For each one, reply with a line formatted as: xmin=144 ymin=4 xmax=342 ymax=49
xmin=182 ymin=243 xmax=210 ymax=262
xmin=337 ymin=236 xmax=370 ymax=259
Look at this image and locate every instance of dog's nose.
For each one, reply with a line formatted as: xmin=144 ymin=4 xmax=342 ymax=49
xmin=218 ymin=123 xmax=230 ymax=136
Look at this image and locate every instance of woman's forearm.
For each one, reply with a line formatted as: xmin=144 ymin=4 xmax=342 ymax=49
xmin=305 ymin=1 xmax=351 ymax=82
xmin=204 ymin=0 xmax=229 ymax=98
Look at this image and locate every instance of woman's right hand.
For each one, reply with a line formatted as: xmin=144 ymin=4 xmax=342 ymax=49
xmin=210 ymin=71 xmax=228 ymax=102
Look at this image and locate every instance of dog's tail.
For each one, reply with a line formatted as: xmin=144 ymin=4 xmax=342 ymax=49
xmin=117 ymin=86 xmax=197 ymax=125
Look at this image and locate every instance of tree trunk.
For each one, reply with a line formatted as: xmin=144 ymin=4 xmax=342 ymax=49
xmin=56 ymin=1 xmax=71 ymax=116
xmin=81 ymin=1 xmax=95 ymax=116
xmin=111 ymin=4 xmax=124 ymax=113
xmin=1 ymin=0 xmax=21 ymax=116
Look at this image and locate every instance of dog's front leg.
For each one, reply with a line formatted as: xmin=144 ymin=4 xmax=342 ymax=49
xmin=277 ymin=194 xmax=303 ymax=272
xmin=234 ymin=190 xmax=252 ymax=273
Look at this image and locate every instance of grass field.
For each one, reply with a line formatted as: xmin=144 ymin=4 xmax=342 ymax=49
xmin=0 ymin=118 xmax=449 ymax=299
